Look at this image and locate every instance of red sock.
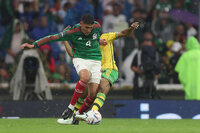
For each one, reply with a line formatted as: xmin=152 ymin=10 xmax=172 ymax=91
xmin=78 ymin=96 xmax=94 ymax=114
xmin=70 ymin=80 xmax=87 ymax=106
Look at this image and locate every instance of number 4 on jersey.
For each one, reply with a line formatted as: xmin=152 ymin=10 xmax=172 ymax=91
xmin=86 ymin=40 xmax=91 ymax=47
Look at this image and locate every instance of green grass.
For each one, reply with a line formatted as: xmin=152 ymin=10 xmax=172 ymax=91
xmin=0 ymin=118 xmax=200 ymax=133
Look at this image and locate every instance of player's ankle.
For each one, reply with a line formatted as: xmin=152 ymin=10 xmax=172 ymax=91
xmin=68 ymin=104 xmax=75 ymax=110
xmin=75 ymin=110 xmax=80 ymax=115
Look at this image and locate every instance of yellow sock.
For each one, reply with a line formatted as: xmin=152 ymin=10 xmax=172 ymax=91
xmin=74 ymin=98 xmax=84 ymax=114
xmin=91 ymin=93 xmax=106 ymax=111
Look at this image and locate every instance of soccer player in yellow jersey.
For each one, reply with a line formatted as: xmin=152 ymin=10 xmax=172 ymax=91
xmin=57 ymin=22 xmax=139 ymax=124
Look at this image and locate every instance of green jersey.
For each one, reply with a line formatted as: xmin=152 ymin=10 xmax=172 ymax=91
xmin=33 ymin=21 xmax=102 ymax=61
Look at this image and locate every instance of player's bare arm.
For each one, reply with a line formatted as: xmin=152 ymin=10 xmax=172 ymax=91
xmin=62 ymin=25 xmax=73 ymax=57
xmin=117 ymin=22 xmax=139 ymax=38
xmin=63 ymin=25 xmax=71 ymax=31
xmin=64 ymin=41 xmax=73 ymax=57
xmin=21 ymin=43 xmax=34 ymax=49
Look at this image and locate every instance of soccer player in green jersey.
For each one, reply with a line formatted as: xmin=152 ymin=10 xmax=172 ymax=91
xmin=21 ymin=14 xmax=106 ymax=120
xmin=57 ymin=22 xmax=139 ymax=124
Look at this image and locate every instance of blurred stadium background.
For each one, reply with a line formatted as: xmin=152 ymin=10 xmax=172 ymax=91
xmin=0 ymin=1 xmax=200 ymax=132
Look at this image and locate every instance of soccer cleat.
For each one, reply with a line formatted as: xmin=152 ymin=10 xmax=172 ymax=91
xmin=75 ymin=113 xmax=87 ymax=120
xmin=57 ymin=115 xmax=79 ymax=125
xmin=57 ymin=118 xmax=73 ymax=125
xmin=62 ymin=108 xmax=73 ymax=120
xmin=72 ymin=115 xmax=79 ymax=125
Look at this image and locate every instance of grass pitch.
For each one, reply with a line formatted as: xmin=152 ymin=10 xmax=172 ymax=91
xmin=0 ymin=118 xmax=200 ymax=133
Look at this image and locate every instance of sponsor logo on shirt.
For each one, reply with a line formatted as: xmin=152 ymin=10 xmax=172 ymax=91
xmin=78 ymin=37 xmax=82 ymax=40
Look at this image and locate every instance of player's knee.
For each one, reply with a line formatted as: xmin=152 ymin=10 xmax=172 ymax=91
xmin=81 ymin=76 xmax=90 ymax=83
xmin=79 ymin=74 xmax=90 ymax=83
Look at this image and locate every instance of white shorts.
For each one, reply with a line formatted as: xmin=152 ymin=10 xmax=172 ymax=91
xmin=72 ymin=58 xmax=102 ymax=84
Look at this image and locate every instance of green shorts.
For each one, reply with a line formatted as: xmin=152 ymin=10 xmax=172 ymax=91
xmin=102 ymin=69 xmax=118 ymax=85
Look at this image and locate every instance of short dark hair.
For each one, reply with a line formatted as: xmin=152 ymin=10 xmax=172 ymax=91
xmin=81 ymin=14 xmax=94 ymax=24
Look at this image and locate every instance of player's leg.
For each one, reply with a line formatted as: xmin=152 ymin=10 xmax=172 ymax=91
xmin=71 ymin=88 xmax=88 ymax=125
xmin=92 ymin=69 xmax=118 ymax=111
xmin=74 ymin=88 xmax=88 ymax=113
xmin=91 ymin=78 xmax=110 ymax=111
xmin=62 ymin=58 xmax=91 ymax=119
xmin=75 ymin=69 xmax=118 ymax=121
xmin=74 ymin=83 xmax=99 ymax=121
xmin=57 ymin=88 xmax=88 ymax=125
xmin=75 ymin=79 xmax=110 ymax=121
xmin=76 ymin=60 xmax=101 ymax=115
xmin=77 ymin=83 xmax=99 ymax=114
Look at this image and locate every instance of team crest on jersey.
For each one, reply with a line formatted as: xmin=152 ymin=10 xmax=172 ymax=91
xmin=93 ymin=33 xmax=97 ymax=39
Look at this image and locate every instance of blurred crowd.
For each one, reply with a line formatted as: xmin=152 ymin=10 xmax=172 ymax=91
xmin=0 ymin=0 xmax=199 ymax=85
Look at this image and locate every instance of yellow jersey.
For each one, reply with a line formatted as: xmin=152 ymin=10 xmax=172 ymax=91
xmin=100 ymin=32 xmax=118 ymax=71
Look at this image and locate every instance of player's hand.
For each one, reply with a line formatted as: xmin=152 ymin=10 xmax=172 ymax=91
xmin=99 ymin=39 xmax=107 ymax=45
xmin=21 ymin=43 xmax=34 ymax=49
xmin=63 ymin=25 xmax=71 ymax=31
xmin=131 ymin=22 xmax=139 ymax=30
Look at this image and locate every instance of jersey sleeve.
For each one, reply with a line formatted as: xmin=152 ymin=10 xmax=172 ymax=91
xmin=102 ymin=32 xmax=118 ymax=42
xmin=33 ymin=30 xmax=72 ymax=48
